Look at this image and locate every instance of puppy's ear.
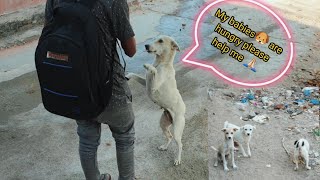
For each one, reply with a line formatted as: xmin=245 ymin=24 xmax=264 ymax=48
xmin=171 ymin=41 xmax=180 ymax=51
xmin=294 ymin=140 xmax=298 ymax=145
xmin=256 ymin=32 xmax=261 ymax=37
xmin=265 ymin=34 xmax=270 ymax=43
xmin=233 ymin=128 xmax=238 ymax=132
xmin=302 ymin=141 xmax=304 ymax=146
xmin=221 ymin=128 xmax=226 ymax=132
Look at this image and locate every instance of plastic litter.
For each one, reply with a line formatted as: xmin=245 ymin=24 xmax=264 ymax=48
xmin=252 ymin=115 xmax=269 ymax=124
xmin=247 ymin=93 xmax=255 ymax=100
xmin=241 ymin=98 xmax=248 ymax=103
xmin=304 ymin=90 xmax=311 ymax=97
xmin=294 ymin=99 xmax=305 ymax=106
xmin=302 ymin=87 xmax=319 ymax=92
xmin=310 ymin=99 xmax=320 ymax=105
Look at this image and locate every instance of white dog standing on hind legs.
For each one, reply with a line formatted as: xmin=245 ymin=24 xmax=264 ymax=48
xmin=294 ymin=139 xmax=311 ymax=171
xmin=211 ymin=127 xmax=238 ymax=171
xmin=127 ymin=36 xmax=186 ymax=165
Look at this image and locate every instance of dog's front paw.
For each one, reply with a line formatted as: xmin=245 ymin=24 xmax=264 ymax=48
xmin=294 ymin=167 xmax=298 ymax=171
xmin=233 ymin=165 xmax=238 ymax=170
xmin=306 ymin=166 xmax=311 ymax=170
xmin=247 ymin=152 xmax=251 ymax=158
xmin=125 ymin=72 xmax=134 ymax=80
xmin=143 ymin=64 xmax=153 ymax=70
xmin=158 ymin=145 xmax=168 ymax=151
xmin=224 ymin=167 xmax=229 ymax=172
xmin=174 ymin=159 xmax=181 ymax=166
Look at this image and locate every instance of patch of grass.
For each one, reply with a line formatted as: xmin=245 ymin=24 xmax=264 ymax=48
xmin=313 ymin=128 xmax=320 ymax=136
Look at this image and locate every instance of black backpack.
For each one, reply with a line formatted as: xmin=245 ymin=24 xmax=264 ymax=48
xmin=35 ymin=0 xmax=113 ymax=120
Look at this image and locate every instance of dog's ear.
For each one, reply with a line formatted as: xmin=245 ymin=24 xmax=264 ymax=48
xmin=255 ymin=32 xmax=261 ymax=38
xmin=294 ymin=140 xmax=299 ymax=148
xmin=233 ymin=128 xmax=238 ymax=132
xmin=221 ymin=128 xmax=226 ymax=132
xmin=294 ymin=140 xmax=298 ymax=145
xmin=171 ymin=40 xmax=180 ymax=51
xmin=265 ymin=34 xmax=270 ymax=43
xmin=302 ymin=141 xmax=304 ymax=146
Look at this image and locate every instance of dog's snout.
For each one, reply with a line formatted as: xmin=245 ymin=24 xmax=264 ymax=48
xmin=228 ymin=137 xmax=231 ymax=139
xmin=145 ymin=44 xmax=150 ymax=50
xmin=247 ymin=133 xmax=250 ymax=136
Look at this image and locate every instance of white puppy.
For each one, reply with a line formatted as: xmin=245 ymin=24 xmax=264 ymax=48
xmin=212 ymin=127 xmax=238 ymax=171
xmin=294 ymin=139 xmax=311 ymax=171
xmin=127 ymin=36 xmax=186 ymax=165
xmin=224 ymin=121 xmax=255 ymax=157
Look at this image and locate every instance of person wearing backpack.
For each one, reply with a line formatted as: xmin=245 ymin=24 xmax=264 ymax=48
xmin=38 ymin=0 xmax=137 ymax=179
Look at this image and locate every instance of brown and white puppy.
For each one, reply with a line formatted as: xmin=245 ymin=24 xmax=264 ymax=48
xmin=294 ymin=139 xmax=311 ymax=171
xmin=255 ymin=32 xmax=269 ymax=44
xmin=224 ymin=121 xmax=256 ymax=157
xmin=212 ymin=127 xmax=238 ymax=171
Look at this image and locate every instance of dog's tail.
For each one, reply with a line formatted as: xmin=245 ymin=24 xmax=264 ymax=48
xmin=210 ymin=146 xmax=218 ymax=151
xmin=224 ymin=121 xmax=229 ymax=128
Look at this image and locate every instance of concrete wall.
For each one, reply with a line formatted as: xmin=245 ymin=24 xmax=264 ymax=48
xmin=0 ymin=0 xmax=46 ymax=15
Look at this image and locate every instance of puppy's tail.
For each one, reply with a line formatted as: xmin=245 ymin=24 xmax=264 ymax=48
xmin=224 ymin=121 xmax=229 ymax=128
xmin=210 ymin=146 xmax=218 ymax=151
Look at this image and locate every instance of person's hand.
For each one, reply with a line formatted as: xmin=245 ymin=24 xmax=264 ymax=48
xmin=121 ymin=37 xmax=136 ymax=57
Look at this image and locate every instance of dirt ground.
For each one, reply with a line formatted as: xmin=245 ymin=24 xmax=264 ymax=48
xmin=0 ymin=0 xmax=319 ymax=179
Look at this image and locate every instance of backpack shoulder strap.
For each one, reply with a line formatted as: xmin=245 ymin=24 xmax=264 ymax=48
xmin=53 ymin=0 xmax=98 ymax=13
xmin=78 ymin=0 xmax=98 ymax=9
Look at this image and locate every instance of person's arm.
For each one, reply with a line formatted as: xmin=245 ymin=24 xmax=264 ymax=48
xmin=111 ymin=0 xmax=136 ymax=57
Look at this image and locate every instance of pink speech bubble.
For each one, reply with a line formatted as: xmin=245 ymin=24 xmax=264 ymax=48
xmin=181 ymin=0 xmax=295 ymax=87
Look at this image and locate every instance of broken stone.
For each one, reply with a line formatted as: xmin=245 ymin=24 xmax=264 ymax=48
xmin=223 ymin=92 xmax=236 ymax=98
xmin=248 ymin=111 xmax=256 ymax=119
xmin=293 ymin=127 xmax=301 ymax=134
xmin=261 ymin=97 xmax=269 ymax=105
xmin=274 ymin=104 xmax=285 ymax=110
xmin=207 ymin=88 xmax=214 ymax=101
xmin=291 ymin=86 xmax=301 ymax=92
xmin=285 ymin=90 xmax=293 ymax=99
xmin=255 ymin=90 xmax=262 ymax=96
xmin=291 ymin=110 xmax=303 ymax=117
xmin=240 ymin=116 xmax=249 ymax=121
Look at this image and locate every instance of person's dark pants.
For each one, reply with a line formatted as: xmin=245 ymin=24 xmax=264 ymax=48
xmin=76 ymin=95 xmax=135 ymax=180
